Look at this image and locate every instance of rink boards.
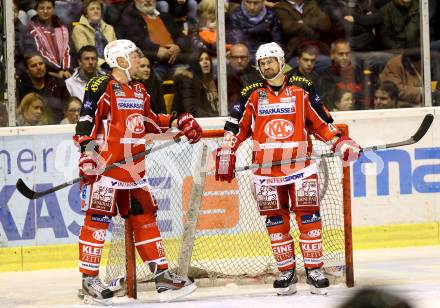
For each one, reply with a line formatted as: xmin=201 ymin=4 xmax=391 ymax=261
xmin=0 ymin=107 xmax=439 ymax=271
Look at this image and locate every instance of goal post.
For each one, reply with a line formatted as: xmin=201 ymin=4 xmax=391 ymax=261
xmin=104 ymin=124 xmax=354 ymax=295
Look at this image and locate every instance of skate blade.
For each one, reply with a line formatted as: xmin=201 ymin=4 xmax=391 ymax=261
xmin=83 ymin=294 xmax=112 ymax=306
xmin=309 ymin=285 xmax=328 ymax=295
xmin=159 ymin=283 xmax=197 ymax=302
xmin=276 ymin=284 xmax=297 ymax=296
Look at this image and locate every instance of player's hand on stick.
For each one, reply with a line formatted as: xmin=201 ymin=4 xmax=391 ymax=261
xmin=331 ymin=136 xmax=361 ymax=165
xmin=177 ymin=113 xmax=202 ymax=144
xmin=79 ymin=152 xmax=101 ymax=185
xmin=215 ymin=147 xmax=236 ymax=182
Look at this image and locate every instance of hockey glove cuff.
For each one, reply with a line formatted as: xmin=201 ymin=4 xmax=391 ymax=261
xmin=79 ymin=153 xmax=101 ymax=185
xmin=177 ymin=113 xmax=202 ymax=144
xmin=331 ymin=136 xmax=361 ymax=165
xmin=215 ymin=147 xmax=236 ymax=183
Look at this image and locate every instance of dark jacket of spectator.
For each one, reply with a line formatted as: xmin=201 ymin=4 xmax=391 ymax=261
xmin=173 ymin=70 xmax=218 ymax=117
xmin=24 ymin=14 xmax=71 ymax=74
xmin=380 ymin=0 xmax=419 ymax=50
xmin=274 ymin=0 xmax=331 ymax=58
xmin=289 ymin=66 xmax=321 ymax=90
xmin=116 ymin=2 xmax=190 ymax=63
xmin=318 ymin=63 xmax=364 ymax=109
xmin=17 ymin=73 xmax=71 ymax=122
xmin=226 ymin=4 xmax=283 ymax=60
xmin=16 ymin=0 xmax=36 ymax=12
xmin=430 ymin=0 xmax=440 ymax=41
xmin=173 ymin=52 xmax=219 ymax=117
xmin=322 ymin=0 xmax=381 ymax=51
xmin=146 ymin=74 xmax=167 ymax=114
xmin=15 ymin=17 xmax=27 ymax=76
xmin=54 ymin=0 xmax=83 ymax=30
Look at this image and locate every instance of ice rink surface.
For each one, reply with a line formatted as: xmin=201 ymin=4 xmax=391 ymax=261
xmin=1 ymin=245 xmax=439 ymax=308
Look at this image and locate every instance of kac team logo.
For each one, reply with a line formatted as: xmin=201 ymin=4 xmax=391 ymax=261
xmin=93 ymin=229 xmax=106 ymax=241
xmin=264 ymin=119 xmax=294 ymax=139
xmin=126 ymin=113 xmax=145 ymax=134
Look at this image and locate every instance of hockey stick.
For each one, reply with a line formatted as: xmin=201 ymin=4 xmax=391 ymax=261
xmin=16 ymin=136 xmax=186 ymax=200
xmin=235 ymin=113 xmax=434 ymax=173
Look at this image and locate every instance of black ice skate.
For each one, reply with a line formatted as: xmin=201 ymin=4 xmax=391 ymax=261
xmin=154 ymin=269 xmax=197 ymax=302
xmin=273 ymin=268 xmax=298 ymax=295
xmin=82 ymin=274 xmax=114 ymax=305
xmin=306 ymin=268 xmax=329 ymax=295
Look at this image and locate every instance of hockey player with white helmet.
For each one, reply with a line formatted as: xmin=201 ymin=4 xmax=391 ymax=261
xmin=74 ymin=39 xmax=201 ymax=304
xmin=255 ymin=42 xmax=286 ymax=81
xmin=215 ymin=42 xmax=361 ymax=296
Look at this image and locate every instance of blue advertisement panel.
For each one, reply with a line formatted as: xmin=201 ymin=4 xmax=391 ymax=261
xmin=0 ymin=132 xmax=179 ymax=247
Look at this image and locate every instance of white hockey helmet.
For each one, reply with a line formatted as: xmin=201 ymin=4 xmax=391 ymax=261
xmin=104 ymin=39 xmax=138 ymax=68
xmin=255 ymin=42 xmax=285 ymax=80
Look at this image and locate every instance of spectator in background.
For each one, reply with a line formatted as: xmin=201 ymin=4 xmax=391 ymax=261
xmin=290 ymin=44 xmax=320 ymax=84
xmin=319 ymin=39 xmax=364 ymax=110
xmin=191 ymin=1 xmax=221 ymax=59
xmin=173 ymin=50 xmax=219 ymax=117
xmin=156 ymin=0 xmax=199 ymax=33
xmin=227 ymin=0 xmax=283 ymax=63
xmin=330 ymin=89 xmax=353 ymax=111
xmin=17 ymin=53 xmax=71 ymax=122
xmin=66 ymin=45 xmax=102 ymax=100
xmin=16 ymin=92 xmax=52 ymax=125
xmin=274 ymin=0 xmax=331 ymax=70
xmin=71 ymin=0 xmax=117 ymax=69
xmin=378 ymin=48 xmax=439 ymax=107
xmin=339 ymin=1 xmax=394 ymax=91
xmin=322 ymin=0 xmax=380 ymax=51
xmin=192 ymin=0 xmax=233 ymax=60
xmin=102 ymin=0 xmax=131 ymax=26
xmin=135 ymin=55 xmax=167 ymax=114
xmin=60 ymin=96 xmax=81 ymax=124
xmin=190 ymin=0 xmax=231 ymax=60
xmin=374 ymin=80 xmax=399 ymax=109
xmin=14 ymin=0 xmax=27 ymax=76
xmin=54 ymin=0 xmax=83 ymax=30
xmin=24 ymin=0 xmax=71 ymax=79
xmin=14 ymin=0 xmax=36 ymax=24
xmin=380 ymin=0 xmax=420 ymax=51
xmin=227 ymin=43 xmax=260 ymax=112
xmin=117 ymin=0 xmax=192 ymax=81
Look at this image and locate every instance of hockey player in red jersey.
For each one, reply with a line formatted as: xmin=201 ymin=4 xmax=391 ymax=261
xmin=74 ymin=39 xmax=201 ymax=304
xmin=215 ymin=42 xmax=361 ymax=295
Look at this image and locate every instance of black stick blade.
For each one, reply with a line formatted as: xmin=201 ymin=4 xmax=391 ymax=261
xmin=412 ymin=114 xmax=434 ymax=142
xmin=16 ymin=179 xmax=38 ymax=199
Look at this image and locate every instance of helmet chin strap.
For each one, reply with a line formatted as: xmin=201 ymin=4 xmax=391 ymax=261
xmin=115 ymin=56 xmax=132 ymax=81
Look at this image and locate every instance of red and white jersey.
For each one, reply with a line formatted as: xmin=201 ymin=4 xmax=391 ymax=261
xmin=75 ymin=75 xmax=171 ymax=184
xmin=234 ymin=78 xmax=340 ymax=177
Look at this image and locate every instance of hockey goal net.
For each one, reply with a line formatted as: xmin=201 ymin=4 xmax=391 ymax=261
xmin=103 ymin=125 xmax=353 ymax=297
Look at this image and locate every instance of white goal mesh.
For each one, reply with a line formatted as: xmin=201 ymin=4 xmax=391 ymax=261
xmin=103 ymin=127 xmax=352 ymax=288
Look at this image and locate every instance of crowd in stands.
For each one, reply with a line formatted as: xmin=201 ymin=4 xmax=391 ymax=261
xmin=1 ymin=0 xmax=439 ymax=127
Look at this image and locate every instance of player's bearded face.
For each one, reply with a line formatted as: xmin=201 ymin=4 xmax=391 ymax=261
xmin=259 ymin=57 xmax=280 ymax=79
xmin=128 ymin=51 xmax=141 ymax=76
